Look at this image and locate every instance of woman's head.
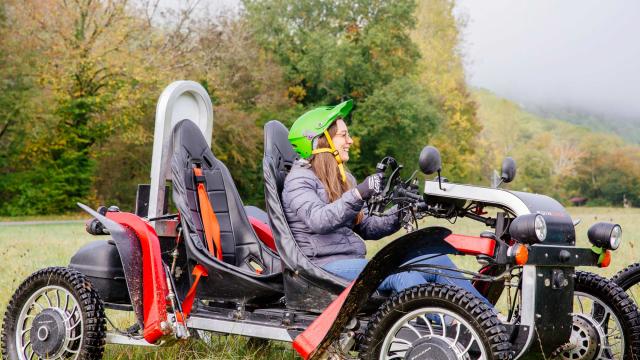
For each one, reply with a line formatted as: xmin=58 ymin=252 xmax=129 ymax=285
xmin=288 ymin=99 xmax=356 ymax=200
xmin=310 ymin=120 xmax=355 ymax=202
xmin=288 ymin=100 xmax=353 ymax=160
xmin=321 ymin=118 xmax=353 ymax=163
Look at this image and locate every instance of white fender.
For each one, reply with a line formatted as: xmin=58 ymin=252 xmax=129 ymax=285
xmin=148 ymin=81 xmax=214 ymax=219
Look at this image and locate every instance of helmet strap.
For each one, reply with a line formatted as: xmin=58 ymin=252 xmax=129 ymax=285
xmin=311 ymin=130 xmax=347 ymax=183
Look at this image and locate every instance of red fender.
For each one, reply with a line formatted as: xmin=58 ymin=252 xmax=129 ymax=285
xmin=293 ymin=284 xmax=353 ymax=359
xmin=106 ymin=212 xmax=169 ymax=343
xmin=444 ymin=234 xmax=496 ymax=257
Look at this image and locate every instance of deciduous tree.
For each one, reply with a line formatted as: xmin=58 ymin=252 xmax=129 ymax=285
xmin=412 ymin=0 xmax=481 ymax=182
xmin=243 ymin=0 xmax=420 ymax=105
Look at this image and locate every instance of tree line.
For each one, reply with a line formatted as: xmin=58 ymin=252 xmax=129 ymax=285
xmin=0 ymin=0 xmax=637 ymax=216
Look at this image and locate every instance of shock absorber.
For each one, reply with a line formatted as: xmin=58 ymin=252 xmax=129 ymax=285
xmin=163 ymin=262 xmax=189 ymax=339
xmin=170 ymin=227 xmax=182 ymax=275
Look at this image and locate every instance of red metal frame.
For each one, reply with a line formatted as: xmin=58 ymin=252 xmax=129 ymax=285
xmin=293 ymin=284 xmax=353 ymax=359
xmin=248 ymin=216 xmax=277 ymax=253
xmin=445 ymin=234 xmax=496 ymax=257
xmin=106 ymin=212 xmax=169 ymax=343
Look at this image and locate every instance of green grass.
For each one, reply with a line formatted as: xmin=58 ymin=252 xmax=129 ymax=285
xmin=0 ymin=212 xmax=87 ymax=222
xmin=1 ymin=207 xmax=638 ymax=358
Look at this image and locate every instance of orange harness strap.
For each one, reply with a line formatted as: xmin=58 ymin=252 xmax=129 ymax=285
xmin=176 ymin=264 xmax=208 ymax=322
xmin=193 ymin=167 xmax=223 ymax=261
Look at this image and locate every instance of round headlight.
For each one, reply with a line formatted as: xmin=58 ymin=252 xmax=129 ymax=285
xmin=588 ymin=222 xmax=622 ymax=250
xmin=509 ymin=214 xmax=546 ymax=244
xmin=534 ymin=214 xmax=547 ymax=242
xmin=610 ymin=225 xmax=622 ymax=250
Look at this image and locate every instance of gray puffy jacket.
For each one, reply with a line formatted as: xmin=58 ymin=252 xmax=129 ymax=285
xmin=282 ymin=160 xmax=400 ymax=265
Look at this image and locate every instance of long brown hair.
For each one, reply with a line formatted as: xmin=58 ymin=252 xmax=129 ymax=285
xmin=310 ymin=121 xmax=364 ymax=224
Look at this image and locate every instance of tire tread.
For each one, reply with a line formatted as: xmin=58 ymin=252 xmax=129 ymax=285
xmin=575 ymin=270 xmax=640 ymax=360
xmin=359 ymin=283 xmax=512 ymax=359
xmin=612 ymin=262 xmax=640 ymax=291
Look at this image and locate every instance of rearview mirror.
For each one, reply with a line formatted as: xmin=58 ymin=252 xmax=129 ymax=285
xmin=501 ymin=157 xmax=516 ymax=183
xmin=419 ymin=146 xmax=442 ymax=175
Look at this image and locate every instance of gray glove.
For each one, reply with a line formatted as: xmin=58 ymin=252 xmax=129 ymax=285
xmin=356 ymin=173 xmax=383 ymax=201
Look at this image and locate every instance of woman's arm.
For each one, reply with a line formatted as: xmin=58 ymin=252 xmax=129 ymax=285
xmin=283 ymin=172 xmax=364 ymax=234
xmin=353 ymin=206 xmax=400 ymax=240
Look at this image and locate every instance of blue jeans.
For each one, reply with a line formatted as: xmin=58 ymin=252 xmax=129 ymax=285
xmin=322 ymin=255 xmax=490 ymax=305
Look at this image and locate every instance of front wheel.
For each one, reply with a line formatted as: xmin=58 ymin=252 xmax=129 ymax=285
xmin=1 ymin=267 xmax=106 ymax=360
xmin=612 ymin=262 xmax=640 ymax=305
xmin=552 ymin=271 xmax=640 ymax=360
xmin=360 ymin=283 xmax=512 ymax=360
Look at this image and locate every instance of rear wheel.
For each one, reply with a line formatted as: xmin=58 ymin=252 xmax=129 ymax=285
xmin=360 ymin=283 xmax=512 ymax=360
xmin=1 ymin=267 xmax=106 ymax=360
xmin=551 ymin=271 xmax=640 ymax=360
xmin=612 ymin=263 xmax=640 ymax=306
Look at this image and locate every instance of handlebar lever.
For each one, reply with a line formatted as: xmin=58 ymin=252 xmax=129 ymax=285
xmin=395 ymin=187 xmax=423 ymax=201
xmin=458 ymin=209 xmax=496 ymax=227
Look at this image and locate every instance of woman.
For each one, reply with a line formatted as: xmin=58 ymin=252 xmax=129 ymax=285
xmin=283 ymin=100 xmax=487 ymax=299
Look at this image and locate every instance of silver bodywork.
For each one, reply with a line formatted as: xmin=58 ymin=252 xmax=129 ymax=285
xmin=424 ymin=181 xmax=530 ymax=216
xmin=187 ymin=316 xmax=293 ymax=342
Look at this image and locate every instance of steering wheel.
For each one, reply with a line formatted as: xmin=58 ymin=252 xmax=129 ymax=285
xmin=367 ymin=157 xmax=422 ymax=217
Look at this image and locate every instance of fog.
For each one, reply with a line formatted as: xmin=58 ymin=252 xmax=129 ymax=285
xmin=454 ymin=0 xmax=640 ymax=121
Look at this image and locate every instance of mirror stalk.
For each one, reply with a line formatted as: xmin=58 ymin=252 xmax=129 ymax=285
xmin=438 ymin=170 xmax=445 ymax=191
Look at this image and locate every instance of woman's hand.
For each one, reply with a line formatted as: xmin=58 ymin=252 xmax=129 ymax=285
xmin=356 ymin=173 xmax=383 ymax=200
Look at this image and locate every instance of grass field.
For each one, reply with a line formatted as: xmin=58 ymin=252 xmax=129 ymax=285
xmin=0 ymin=207 xmax=638 ymax=359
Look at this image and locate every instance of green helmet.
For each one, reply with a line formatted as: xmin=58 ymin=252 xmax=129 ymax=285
xmin=288 ymin=100 xmax=353 ymax=159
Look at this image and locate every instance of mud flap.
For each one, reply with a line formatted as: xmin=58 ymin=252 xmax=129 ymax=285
xmin=294 ymin=226 xmax=456 ymax=359
xmin=78 ymin=203 xmax=144 ymax=327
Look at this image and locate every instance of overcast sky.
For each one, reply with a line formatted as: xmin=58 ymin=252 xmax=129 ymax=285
xmin=198 ymin=0 xmax=640 ymax=120
xmin=454 ymin=0 xmax=640 ymax=120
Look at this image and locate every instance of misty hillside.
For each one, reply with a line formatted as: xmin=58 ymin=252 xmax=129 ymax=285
xmin=471 ymin=89 xmax=640 ymax=207
xmin=523 ymin=105 xmax=640 ymax=145
xmin=472 ymin=88 xmax=626 ymax=147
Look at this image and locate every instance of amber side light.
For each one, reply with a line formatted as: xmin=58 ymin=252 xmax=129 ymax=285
xmin=508 ymin=244 xmax=529 ymax=265
xmin=514 ymin=244 xmax=529 ymax=265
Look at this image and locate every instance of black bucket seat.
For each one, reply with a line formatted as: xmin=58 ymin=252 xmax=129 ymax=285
xmin=262 ymin=120 xmax=350 ymax=312
xmin=171 ymin=119 xmax=283 ymax=303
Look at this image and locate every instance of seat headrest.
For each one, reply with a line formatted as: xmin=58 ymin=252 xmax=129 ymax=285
xmin=172 ymin=119 xmax=216 ymax=169
xmin=263 ymin=120 xmax=299 ymax=193
xmin=171 ymin=119 xmax=215 ymax=236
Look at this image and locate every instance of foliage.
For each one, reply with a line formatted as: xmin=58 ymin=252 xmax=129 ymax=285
xmin=0 ymin=155 xmax=94 ymax=215
xmin=0 ymin=1 xmax=32 ymax=173
xmin=566 ymin=138 xmax=640 ymax=206
xmin=243 ymin=0 xmax=420 ymax=105
xmin=0 ymin=1 xmax=149 ymax=213
xmin=243 ymin=0 xmax=443 ymax=181
xmin=412 ymin=0 xmax=482 ymax=183
xmin=1 ymin=0 xmax=637 ymax=214
xmin=0 ymin=0 xmax=201 ymax=214
xmin=351 ymin=78 xmax=442 ymax=174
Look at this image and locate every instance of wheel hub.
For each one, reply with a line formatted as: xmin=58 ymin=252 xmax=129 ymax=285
xmin=405 ymin=336 xmax=458 ymax=360
xmin=30 ymin=308 xmax=68 ymax=357
xmin=555 ymin=314 xmax=600 ymax=360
